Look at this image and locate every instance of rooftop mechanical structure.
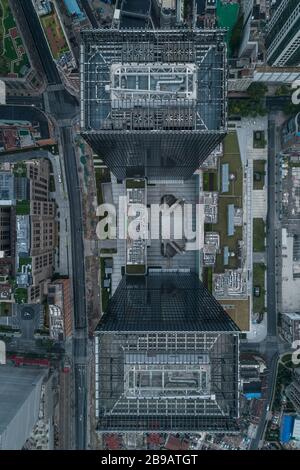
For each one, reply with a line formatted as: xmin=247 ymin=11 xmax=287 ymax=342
xmin=81 ymin=28 xmax=228 ymax=179
xmin=95 ymin=331 xmax=239 ymax=432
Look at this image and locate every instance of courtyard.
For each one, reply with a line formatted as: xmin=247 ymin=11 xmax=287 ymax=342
xmin=0 ymin=0 xmax=30 ymax=77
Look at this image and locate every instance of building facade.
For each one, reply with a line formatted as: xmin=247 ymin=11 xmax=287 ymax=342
xmin=281 ymin=312 xmax=300 ymax=345
xmin=98 ymin=273 xmax=240 ymax=333
xmin=82 ymin=27 xmax=240 ymax=434
xmin=48 ymin=279 xmax=73 ymax=340
xmin=81 ymin=28 xmax=227 ymax=180
xmin=281 ymin=113 xmax=300 ymax=157
xmin=286 ymin=369 xmax=300 ymax=413
xmin=0 ymin=365 xmax=47 ymax=450
xmin=266 ymin=0 xmax=300 ymax=66
xmin=95 ymin=272 xmax=240 ymax=432
xmin=0 ymin=207 xmax=13 ymax=257
xmin=95 ymin=330 xmax=239 ymax=433
xmin=0 ymin=159 xmax=57 ymax=304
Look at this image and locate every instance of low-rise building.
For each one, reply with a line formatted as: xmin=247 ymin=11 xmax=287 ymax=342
xmin=0 ymin=158 xmax=56 ymax=305
xmin=281 ymin=312 xmax=300 ymax=345
xmin=281 ymin=113 xmax=300 ymax=157
xmin=286 ymin=369 xmax=300 ymax=413
xmin=0 ymin=365 xmax=48 ymax=450
xmin=48 ymin=279 xmax=73 ymax=341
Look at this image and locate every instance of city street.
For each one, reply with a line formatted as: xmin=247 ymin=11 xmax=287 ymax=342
xmin=247 ymin=113 xmax=288 ymax=449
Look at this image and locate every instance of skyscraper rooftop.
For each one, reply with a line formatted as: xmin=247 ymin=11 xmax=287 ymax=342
xmin=95 ymin=331 xmax=239 ymax=432
xmin=81 ymin=28 xmax=227 ymax=133
xmin=81 ymin=28 xmax=227 ymax=179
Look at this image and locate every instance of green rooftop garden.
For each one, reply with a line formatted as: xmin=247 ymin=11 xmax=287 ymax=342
xmin=126 ymin=179 xmax=145 ymax=189
xmin=126 ymin=265 xmax=146 ymax=275
xmin=253 ymin=160 xmax=266 ymax=190
xmin=253 ymin=218 xmax=265 ymax=252
xmin=14 ymin=287 xmax=28 ymax=304
xmin=0 ymin=302 xmax=12 ymax=316
xmin=18 ymin=256 xmax=32 ymax=273
xmin=204 ymin=132 xmax=243 ymax=273
xmin=13 ymin=161 xmax=27 ymax=177
xmin=253 ymin=130 xmax=267 ymax=149
xmin=16 ymin=200 xmax=30 ymax=215
xmin=0 ymin=0 xmax=31 ymax=77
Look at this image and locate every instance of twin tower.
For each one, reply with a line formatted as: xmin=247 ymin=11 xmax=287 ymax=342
xmin=81 ymin=28 xmax=240 ymax=434
xmin=81 ymin=28 xmax=227 ymax=180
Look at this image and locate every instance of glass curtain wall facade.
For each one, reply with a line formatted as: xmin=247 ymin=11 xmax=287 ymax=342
xmin=81 ymin=28 xmax=227 ymax=180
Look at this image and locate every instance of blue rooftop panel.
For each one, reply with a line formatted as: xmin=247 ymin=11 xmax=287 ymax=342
xmin=64 ymin=0 xmax=84 ymax=18
xmin=222 ymin=163 xmax=229 ymax=193
xmin=280 ymin=415 xmax=294 ymax=443
xmin=244 ymin=392 xmax=262 ymax=400
xmin=227 ymin=204 xmax=235 ymax=236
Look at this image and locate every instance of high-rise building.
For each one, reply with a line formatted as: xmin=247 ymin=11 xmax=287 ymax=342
xmin=266 ymin=0 xmax=300 ymax=66
xmin=0 ymin=206 xmax=12 ymax=257
xmin=95 ymin=273 xmax=240 ymax=433
xmin=0 ymin=365 xmax=47 ymax=450
xmin=82 ymin=27 xmax=240 ymax=434
xmin=81 ymin=28 xmax=227 ymax=180
xmin=95 ymin=329 xmax=239 ymax=432
xmin=98 ymin=273 xmax=240 ymax=333
xmin=0 ymin=173 xmax=15 ymax=258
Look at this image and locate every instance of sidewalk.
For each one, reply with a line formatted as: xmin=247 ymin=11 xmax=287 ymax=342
xmin=48 ymin=151 xmax=71 ymax=276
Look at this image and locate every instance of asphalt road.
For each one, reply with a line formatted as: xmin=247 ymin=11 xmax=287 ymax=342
xmin=250 ymin=349 xmax=279 ymax=449
xmin=0 ymin=104 xmax=50 ymax=139
xmin=60 ymin=127 xmax=87 ymax=330
xmin=266 ymin=119 xmax=277 ymax=338
xmin=247 ymin=115 xmax=285 ymax=449
xmin=60 ymin=126 xmax=88 ymax=450
xmin=266 ymin=95 xmax=291 ymax=111
xmin=0 ymin=135 xmax=88 ymax=448
xmin=19 ymin=0 xmax=61 ymax=85
xmin=1 ymin=1 xmax=87 ymax=444
xmin=6 ymin=95 xmax=45 ymax=109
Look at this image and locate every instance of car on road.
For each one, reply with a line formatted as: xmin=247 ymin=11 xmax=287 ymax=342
xmin=254 ymin=286 xmax=261 ymax=297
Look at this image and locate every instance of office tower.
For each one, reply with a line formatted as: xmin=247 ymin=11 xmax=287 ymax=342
xmin=0 ymin=206 xmax=12 ymax=257
xmin=94 ymin=273 xmax=240 ymax=433
xmin=266 ymin=0 xmax=300 ymax=66
xmin=81 ymin=28 xmax=227 ymax=180
xmin=82 ymin=26 xmax=240 ymax=434
xmin=95 ymin=329 xmax=239 ymax=432
xmin=98 ymin=273 xmax=240 ymax=333
xmin=0 ymin=365 xmax=47 ymax=450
